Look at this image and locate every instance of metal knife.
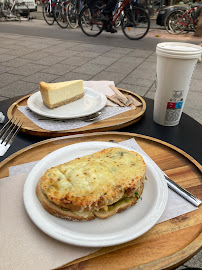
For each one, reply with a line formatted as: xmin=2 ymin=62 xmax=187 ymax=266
xmin=165 ymin=175 xmax=201 ymax=207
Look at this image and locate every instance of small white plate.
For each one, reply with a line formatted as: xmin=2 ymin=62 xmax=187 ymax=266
xmin=23 ymin=142 xmax=168 ymax=247
xmin=27 ymin=87 xmax=107 ymax=119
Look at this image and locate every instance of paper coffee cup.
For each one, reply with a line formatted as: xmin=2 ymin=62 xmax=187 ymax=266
xmin=153 ymin=42 xmax=202 ymax=126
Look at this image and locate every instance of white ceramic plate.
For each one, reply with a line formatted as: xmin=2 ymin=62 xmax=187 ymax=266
xmin=27 ymin=87 xmax=107 ymax=119
xmin=23 ymin=142 xmax=168 ymax=247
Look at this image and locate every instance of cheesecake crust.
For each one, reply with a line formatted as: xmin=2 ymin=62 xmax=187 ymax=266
xmin=43 ymin=92 xmax=84 ymax=109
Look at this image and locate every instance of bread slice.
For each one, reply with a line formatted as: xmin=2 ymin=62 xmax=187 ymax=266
xmin=39 ymin=80 xmax=84 ymax=109
xmin=36 ymin=181 xmax=95 ymax=221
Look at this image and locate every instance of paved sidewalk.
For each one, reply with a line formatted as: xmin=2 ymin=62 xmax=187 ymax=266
xmin=0 ymin=20 xmax=202 ymax=270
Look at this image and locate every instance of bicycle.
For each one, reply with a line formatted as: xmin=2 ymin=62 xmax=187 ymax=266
xmin=42 ymin=0 xmax=57 ymax=25
xmin=0 ymin=0 xmax=30 ymax=21
xmin=66 ymin=0 xmax=122 ymax=29
xmin=165 ymin=3 xmax=202 ymax=34
xmin=54 ymin=0 xmax=69 ymax=28
xmin=79 ymin=0 xmax=150 ymax=40
xmin=66 ymin=0 xmax=83 ymax=28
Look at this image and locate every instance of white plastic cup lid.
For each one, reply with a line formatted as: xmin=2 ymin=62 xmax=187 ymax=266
xmin=156 ymin=42 xmax=202 ymax=59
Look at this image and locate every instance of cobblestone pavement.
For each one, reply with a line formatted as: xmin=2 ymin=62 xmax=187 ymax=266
xmin=0 ymin=20 xmax=201 ymax=270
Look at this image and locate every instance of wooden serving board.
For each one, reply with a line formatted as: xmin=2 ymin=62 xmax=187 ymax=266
xmin=7 ymin=88 xmax=146 ymax=137
xmin=0 ymin=132 xmax=201 ymax=270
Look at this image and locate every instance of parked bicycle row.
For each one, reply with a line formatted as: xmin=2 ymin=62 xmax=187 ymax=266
xmin=42 ymin=0 xmax=79 ymax=28
xmin=42 ymin=0 xmax=151 ymax=40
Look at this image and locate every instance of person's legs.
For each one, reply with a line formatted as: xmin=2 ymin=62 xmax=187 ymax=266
xmin=85 ymin=0 xmax=97 ymax=15
xmin=103 ymin=0 xmax=117 ymax=17
xmin=86 ymin=0 xmax=108 ymax=20
xmin=102 ymin=0 xmax=117 ymax=33
xmin=86 ymin=0 xmax=117 ymax=33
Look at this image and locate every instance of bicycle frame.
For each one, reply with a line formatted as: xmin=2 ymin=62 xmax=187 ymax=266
xmin=111 ymin=0 xmax=130 ymax=25
xmin=176 ymin=6 xmax=199 ymax=27
xmin=58 ymin=0 xmax=69 ymax=10
xmin=90 ymin=0 xmax=131 ymax=26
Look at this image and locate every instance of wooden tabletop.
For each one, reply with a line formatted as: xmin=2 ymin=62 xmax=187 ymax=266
xmin=0 ymin=132 xmax=201 ymax=270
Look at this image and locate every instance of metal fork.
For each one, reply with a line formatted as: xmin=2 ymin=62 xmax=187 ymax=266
xmin=37 ymin=111 xmax=102 ymax=122
xmin=0 ymin=118 xmax=23 ymax=156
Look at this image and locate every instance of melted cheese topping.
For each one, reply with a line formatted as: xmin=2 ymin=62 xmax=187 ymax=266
xmin=40 ymin=147 xmax=146 ymax=210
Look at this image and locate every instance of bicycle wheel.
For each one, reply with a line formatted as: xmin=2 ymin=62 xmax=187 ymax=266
xmin=66 ymin=2 xmax=78 ymax=29
xmin=164 ymin=11 xmax=176 ymax=34
xmin=14 ymin=2 xmax=30 ymax=20
xmin=43 ymin=0 xmax=55 ymax=25
xmin=55 ymin=2 xmax=68 ymax=28
xmin=82 ymin=5 xmax=91 ymax=26
xmin=166 ymin=10 xmax=187 ymax=34
xmin=79 ymin=6 xmax=104 ymax=37
xmin=121 ymin=7 xmax=150 ymax=40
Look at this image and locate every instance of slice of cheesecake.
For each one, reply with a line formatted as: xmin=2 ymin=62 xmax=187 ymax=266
xmin=40 ymin=80 xmax=84 ymax=109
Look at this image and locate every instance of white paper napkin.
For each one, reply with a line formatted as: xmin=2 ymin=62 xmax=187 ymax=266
xmin=0 ymin=174 xmax=98 ymax=270
xmin=0 ymin=112 xmax=5 ymax=123
xmin=83 ymin=80 xmax=116 ymax=102
xmin=83 ymin=80 xmax=119 ymax=107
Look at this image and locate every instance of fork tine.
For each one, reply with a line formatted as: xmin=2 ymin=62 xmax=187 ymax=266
xmin=0 ymin=118 xmax=22 ymax=157
xmin=0 ymin=117 xmax=13 ymax=137
xmin=0 ymin=118 xmax=17 ymax=142
xmin=4 ymin=120 xmax=20 ymax=145
xmin=5 ymin=122 xmax=23 ymax=147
